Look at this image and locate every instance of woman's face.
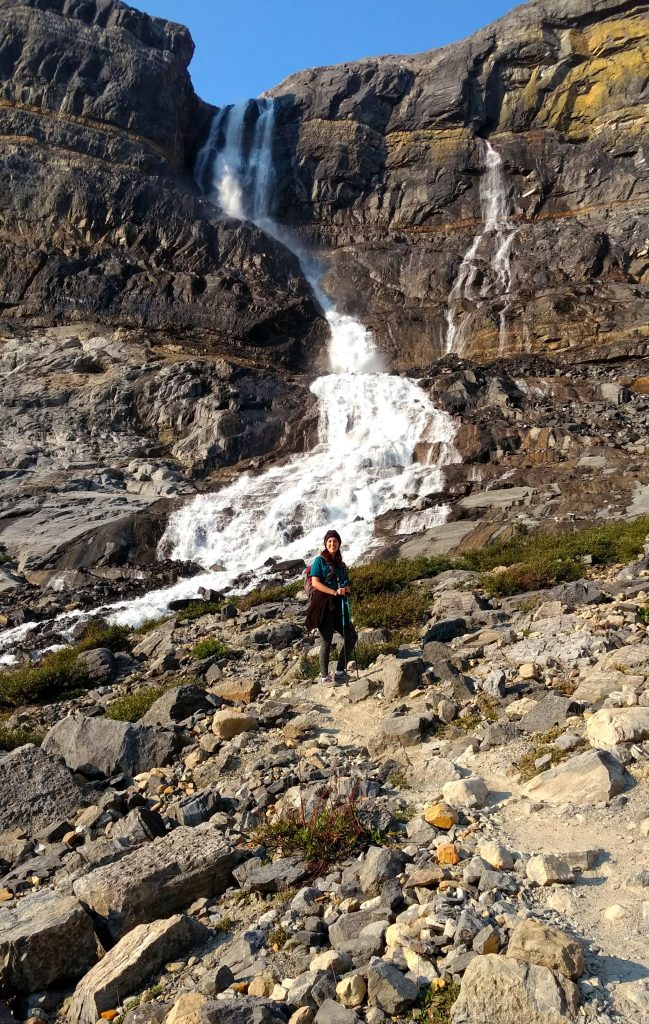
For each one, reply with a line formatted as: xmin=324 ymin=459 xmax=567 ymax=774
xmin=325 ymin=536 xmax=340 ymax=555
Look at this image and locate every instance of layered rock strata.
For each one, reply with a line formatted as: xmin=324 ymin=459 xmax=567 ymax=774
xmin=268 ymin=0 xmax=649 ymax=365
xmin=0 ymin=0 xmax=325 ymax=363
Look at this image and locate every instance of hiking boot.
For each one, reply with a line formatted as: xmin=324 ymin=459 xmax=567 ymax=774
xmin=334 ymin=670 xmax=348 ymax=682
xmin=320 ymin=674 xmax=333 ymax=685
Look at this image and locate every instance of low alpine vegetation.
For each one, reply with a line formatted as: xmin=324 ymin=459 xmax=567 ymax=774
xmin=105 ymin=687 xmax=164 ymax=722
xmin=256 ymin=788 xmax=370 ymax=874
xmin=191 ymin=637 xmax=230 ymax=661
xmin=0 ymin=725 xmax=45 ymax=750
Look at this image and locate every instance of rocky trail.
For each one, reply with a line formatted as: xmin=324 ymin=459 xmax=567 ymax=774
xmin=3 ymin=542 xmax=649 ymax=1024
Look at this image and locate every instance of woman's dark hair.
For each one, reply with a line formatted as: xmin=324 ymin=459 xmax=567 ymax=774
xmin=321 ymin=529 xmax=344 ymax=567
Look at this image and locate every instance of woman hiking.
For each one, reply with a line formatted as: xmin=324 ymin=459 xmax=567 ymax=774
xmin=306 ymin=529 xmax=357 ymax=684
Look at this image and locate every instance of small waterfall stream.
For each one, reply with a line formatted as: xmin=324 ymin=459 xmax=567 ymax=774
xmin=445 ymin=139 xmax=517 ymax=356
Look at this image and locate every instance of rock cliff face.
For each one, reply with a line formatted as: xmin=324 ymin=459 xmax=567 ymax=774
xmin=268 ymin=0 xmax=649 ymax=366
xmin=0 ymin=0 xmax=325 ymax=366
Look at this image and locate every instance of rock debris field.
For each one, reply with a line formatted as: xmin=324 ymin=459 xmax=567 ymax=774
xmin=3 ymin=554 xmax=649 ymax=1024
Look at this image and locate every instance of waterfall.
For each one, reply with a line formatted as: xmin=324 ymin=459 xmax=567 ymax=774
xmin=100 ymin=98 xmax=455 ymax=625
xmin=0 ymin=99 xmax=457 ymax=643
xmin=445 ymin=139 xmax=517 ymax=357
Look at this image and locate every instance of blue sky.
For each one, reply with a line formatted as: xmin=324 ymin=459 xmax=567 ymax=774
xmin=127 ymin=0 xmax=520 ymax=107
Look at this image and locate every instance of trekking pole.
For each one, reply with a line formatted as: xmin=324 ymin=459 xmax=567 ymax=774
xmin=346 ymin=595 xmax=360 ymax=680
xmin=340 ymin=591 xmax=348 ymax=677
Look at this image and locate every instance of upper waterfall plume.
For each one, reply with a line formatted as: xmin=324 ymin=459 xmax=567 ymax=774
xmin=445 ymin=139 xmax=517 ymax=356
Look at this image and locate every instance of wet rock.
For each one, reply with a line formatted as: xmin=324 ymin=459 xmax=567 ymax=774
xmin=73 ymin=826 xmax=237 ymax=940
xmin=450 ymin=954 xmax=580 ymax=1023
xmin=0 ymin=890 xmax=96 ymax=995
xmin=507 ymin=920 xmax=584 ymax=980
xmin=42 ymin=714 xmax=177 ymax=777
xmin=0 ymin=744 xmax=82 ymax=834
xmin=523 ymin=749 xmax=629 ymax=805
xmin=67 ymin=915 xmax=208 ymax=1024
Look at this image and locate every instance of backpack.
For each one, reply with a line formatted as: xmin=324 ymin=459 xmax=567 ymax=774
xmin=304 ymin=564 xmax=314 ymax=606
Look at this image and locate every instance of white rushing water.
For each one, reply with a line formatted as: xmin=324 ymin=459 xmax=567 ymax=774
xmin=445 ymin=139 xmax=517 ymax=357
xmin=0 ymin=99 xmax=457 ymax=644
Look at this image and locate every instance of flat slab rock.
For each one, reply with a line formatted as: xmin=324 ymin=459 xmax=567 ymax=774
xmin=0 ymin=890 xmax=96 ymax=996
xmin=0 ymin=743 xmax=83 ymax=834
xmin=72 ymin=825 xmax=237 ymax=940
xmin=523 ymin=749 xmax=629 ymax=806
xmin=68 ymin=915 xmax=208 ymax=1024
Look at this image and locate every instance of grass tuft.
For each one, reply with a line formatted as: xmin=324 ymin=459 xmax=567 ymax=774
xmin=133 ymin=615 xmax=173 ymax=636
xmin=256 ymin=787 xmax=370 ymax=873
xmin=105 ymin=687 xmax=164 ymax=722
xmin=191 ymin=637 xmax=230 ymax=661
xmin=237 ymin=579 xmax=302 ymax=611
xmin=412 ymin=980 xmax=461 ymax=1023
xmin=76 ymin=620 xmax=132 ymax=653
xmin=0 ymin=725 xmax=45 ymax=750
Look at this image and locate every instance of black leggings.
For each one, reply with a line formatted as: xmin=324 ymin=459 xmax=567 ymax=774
xmin=318 ymin=604 xmax=357 ymax=675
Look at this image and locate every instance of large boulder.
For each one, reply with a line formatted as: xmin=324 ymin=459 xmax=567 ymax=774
xmin=139 ymin=685 xmax=215 ymax=727
xmin=523 ymin=750 xmax=629 ymax=806
xmin=451 ymin=954 xmax=580 ymax=1023
xmin=0 ymin=744 xmax=83 ymax=834
xmin=73 ymin=825 xmax=237 ymax=940
xmin=68 ymin=915 xmax=209 ymax=1024
xmin=507 ymin=920 xmax=585 ymax=980
xmin=0 ymin=890 xmax=96 ymax=995
xmin=586 ymin=707 xmax=649 ymax=749
xmin=42 ymin=713 xmax=177 ymax=777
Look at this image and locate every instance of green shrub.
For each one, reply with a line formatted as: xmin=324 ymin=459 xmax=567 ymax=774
xmin=415 ymin=980 xmax=461 ymax=1023
xmin=350 ymin=556 xmax=453 ymax=598
xmin=479 ymin=556 xmax=582 ymax=597
xmin=0 ymin=647 xmax=91 ymax=708
xmin=191 ymin=637 xmax=230 ymax=661
xmin=353 ymin=589 xmax=431 ymax=630
xmin=300 ymin=654 xmax=321 ymax=679
xmin=133 ymin=615 xmax=173 ymax=636
xmin=638 ymin=605 xmax=649 ymax=626
xmin=178 ymin=600 xmax=224 ymax=622
xmin=256 ymin=789 xmax=370 ymax=873
xmin=353 ymin=640 xmax=402 ymax=668
xmin=105 ymin=687 xmax=164 ymax=722
xmin=76 ymin=620 xmax=132 ymax=653
xmin=237 ymin=579 xmax=302 ymax=611
xmin=0 ymin=726 xmax=45 ymax=750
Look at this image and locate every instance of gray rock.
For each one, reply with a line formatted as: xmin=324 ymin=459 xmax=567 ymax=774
xmin=76 ymin=647 xmax=116 ymax=684
xmin=358 ymin=846 xmax=404 ymax=897
xmin=383 ymin=715 xmax=424 ymax=746
xmin=72 ymin=825 xmax=237 ymax=940
xmin=0 ymin=890 xmax=96 ymax=995
xmin=197 ymin=965 xmax=235 ymax=997
xmin=315 ymin=1001 xmax=360 ymax=1024
xmin=367 ymin=962 xmax=418 ymax=1014
xmin=0 ymin=744 xmax=82 ymax=834
xmin=328 ymin=909 xmax=389 ymax=956
xmin=139 ymin=685 xmax=215 ymax=727
xmin=123 ymin=1006 xmax=167 ymax=1024
xmin=520 ymin=695 xmax=574 ymax=735
xmin=523 ymin=749 xmax=629 ymax=805
xmin=42 ymin=713 xmax=177 ymax=777
xmin=423 ymin=618 xmax=468 ymax=644
xmin=233 ymin=855 xmax=309 ymax=893
xmin=450 ymin=954 xmax=580 ymax=1023
xmin=378 ymin=656 xmax=423 ymax=699
xmin=67 ymin=915 xmax=208 ymax=1024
